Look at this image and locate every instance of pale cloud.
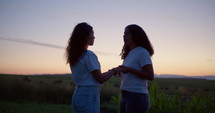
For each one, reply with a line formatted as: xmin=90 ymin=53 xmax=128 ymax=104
xmin=0 ymin=37 xmax=116 ymax=56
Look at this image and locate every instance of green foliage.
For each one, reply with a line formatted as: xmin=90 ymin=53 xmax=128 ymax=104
xmin=0 ymin=101 xmax=72 ymax=113
xmin=0 ymin=74 xmax=73 ymax=104
xmin=0 ymin=74 xmax=215 ymax=113
xmin=111 ymin=95 xmax=121 ymax=113
xmin=148 ymin=82 xmax=215 ymax=113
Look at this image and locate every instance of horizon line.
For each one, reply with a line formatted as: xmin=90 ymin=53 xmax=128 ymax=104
xmin=0 ymin=73 xmax=214 ymax=77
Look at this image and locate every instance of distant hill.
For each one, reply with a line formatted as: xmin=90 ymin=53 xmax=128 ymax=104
xmin=155 ymin=74 xmax=215 ymax=81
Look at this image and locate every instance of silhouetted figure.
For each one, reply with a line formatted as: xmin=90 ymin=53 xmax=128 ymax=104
xmin=65 ymin=22 xmax=116 ymax=113
xmin=115 ymin=24 xmax=154 ymax=113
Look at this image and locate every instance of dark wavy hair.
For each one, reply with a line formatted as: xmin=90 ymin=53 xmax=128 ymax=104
xmin=65 ymin=22 xmax=93 ymax=66
xmin=120 ymin=24 xmax=154 ymax=59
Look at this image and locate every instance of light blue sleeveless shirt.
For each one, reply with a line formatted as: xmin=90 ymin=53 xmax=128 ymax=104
xmin=70 ymin=50 xmax=101 ymax=86
xmin=120 ymin=47 xmax=152 ymax=94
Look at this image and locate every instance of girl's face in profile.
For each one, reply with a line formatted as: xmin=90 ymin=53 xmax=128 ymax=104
xmin=123 ymin=28 xmax=134 ymax=47
xmin=87 ymin=30 xmax=95 ymax=46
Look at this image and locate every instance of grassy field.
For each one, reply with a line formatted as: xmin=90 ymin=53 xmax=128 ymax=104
xmin=0 ymin=74 xmax=215 ymax=113
xmin=0 ymin=101 xmax=72 ymax=113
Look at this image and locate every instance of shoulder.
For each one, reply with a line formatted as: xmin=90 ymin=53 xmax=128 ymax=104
xmin=136 ymin=47 xmax=150 ymax=55
xmin=86 ymin=50 xmax=96 ymax=56
xmin=137 ymin=47 xmax=152 ymax=65
xmin=85 ymin=50 xmax=98 ymax=58
xmin=80 ymin=50 xmax=99 ymax=64
xmin=135 ymin=47 xmax=151 ymax=61
xmin=138 ymin=47 xmax=148 ymax=52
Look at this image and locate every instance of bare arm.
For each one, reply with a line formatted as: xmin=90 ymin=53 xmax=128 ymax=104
xmin=119 ymin=64 xmax=154 ymax=81
xmin=91 ymin=69 xmax=115 ymax=84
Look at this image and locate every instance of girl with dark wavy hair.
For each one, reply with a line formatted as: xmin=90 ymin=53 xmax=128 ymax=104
xmin=65 ymin=22 xmax=115 ymax=113
xmin=116 ymin=24 xmax=154 ymax=113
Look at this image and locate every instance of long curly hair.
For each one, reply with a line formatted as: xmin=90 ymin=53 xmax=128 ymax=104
xmin=120 ymin=24 xmax=154 ymax=59
xmin=65 ymin=22 xmax=93 ymax=66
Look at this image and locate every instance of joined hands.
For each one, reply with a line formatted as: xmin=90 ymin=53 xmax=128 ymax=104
xmin=111 ymin=65 xmax=131 ymax=76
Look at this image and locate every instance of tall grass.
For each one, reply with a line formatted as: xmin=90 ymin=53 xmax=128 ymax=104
xmin=0 ymin=74 xmax=215 ymax=113
xmin=106 ymin=82 xmax=215 ymax=113
xmin=0 ymin=75 xmax=73 ymax=104
xmin=0 ymin=101 xmax=72 ymax=113
xmin=149 ymin=82 xmax=215 ymax=113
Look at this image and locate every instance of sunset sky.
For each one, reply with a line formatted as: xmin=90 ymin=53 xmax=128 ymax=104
xmin=0 ymin=0 xmax=215 ymax=76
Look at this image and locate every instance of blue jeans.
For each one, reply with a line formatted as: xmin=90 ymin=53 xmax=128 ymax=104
xmin=72 ymin=86 xmax=100 ymax=113
xmin=120 ymin=90 xmax=150 ymax=113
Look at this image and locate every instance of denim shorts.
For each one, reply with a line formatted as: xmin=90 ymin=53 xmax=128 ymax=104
xmin=120 ymin=90 xmax=150 ymax=113
xmin=72 ymin=86 xmax=100 ymax=113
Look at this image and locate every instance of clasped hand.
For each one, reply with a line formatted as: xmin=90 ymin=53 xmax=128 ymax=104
xmin=111 ymin=65 xmax=131 ymax=76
